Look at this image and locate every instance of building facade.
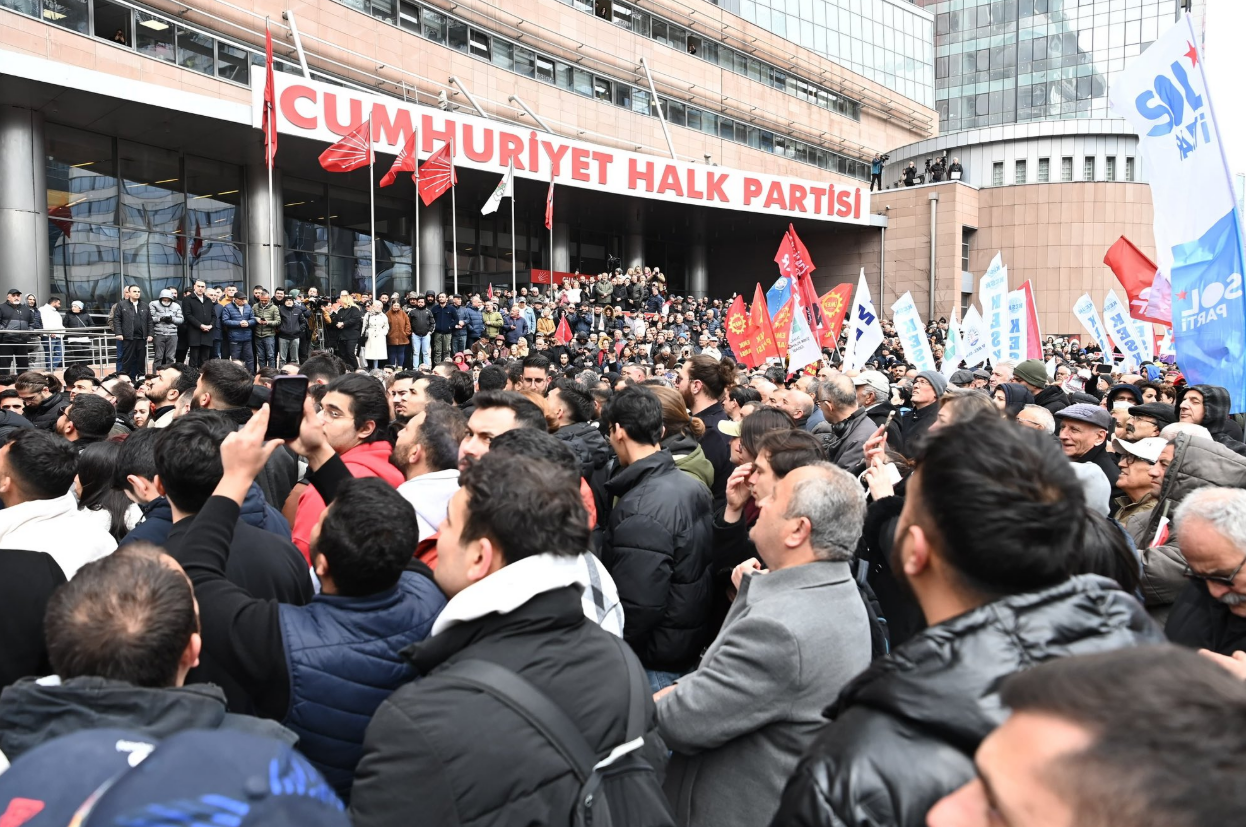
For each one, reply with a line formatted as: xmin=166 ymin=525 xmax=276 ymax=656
xmin=1 ymin=0 xmax=934 ymax=315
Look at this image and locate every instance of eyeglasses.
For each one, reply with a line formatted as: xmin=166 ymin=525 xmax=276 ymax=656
xmin=1184 ymin=553 xmax=1246 ymax=586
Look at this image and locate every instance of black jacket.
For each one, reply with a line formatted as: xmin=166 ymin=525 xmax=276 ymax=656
xmin=769 ymin=575 xmax=1161 ymax=827
xmin=862 ymin=402 xmax=904 ymax=451
xmin=277 ymin=303 xmax=309 ymax=338
xmin=1073 ymin=439 xmax=1123 ymax=500
xmin=112 ymin=298 xmax=151 ymax=340
xmin=407 ymin=305 xmax=434 ymax=337
xmin=693 ymin=402 xmax=732 ymax=507
xmin=1033 ymin=383 xmax=1069 ymax=414
xmin=555 ymin=421 xmax=612 ymax=482
xmin=350 ymin=585 xmax=672 ymax=827
xmin=603 ymin=450 xmax=714 ymax=672
xmin=24 ymin=392 xmax=68 ymax=431
xmin=331 ymin=304 xmax=364 ymax=339
xmin=183 ymin=293 xmax=217 ymax=346
xmin=0 ymin=550 xmax=65 ymax=691
xmin=1165 ymin=579 xmax=1246 ymax=656
xmin=855 ymin=495 xmax=925 ymax=648
xmin=1176 ymin=384 xmax=1246 ymax=456
xmin=0 ymin=301 xmax=39 ymax=343
xmin=899 ymin=402 xmax=938 ymax=455
xmin=0 ymin=677 xmax=294 ymax=763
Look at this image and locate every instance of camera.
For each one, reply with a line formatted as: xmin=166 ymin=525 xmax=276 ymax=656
xmin=879 ymin=153 xmax=890 ymax=162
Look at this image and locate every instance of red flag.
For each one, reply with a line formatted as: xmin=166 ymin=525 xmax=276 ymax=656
xmin=487 ymin=283 xmax=494 ymax=301
xmin=1020 ymin=279 xmax=1042 ymax=359
xmin=49 ymin=204 xmax=72 ymax=239
xmin=191 ymin=219 xmax=203 ymax=259
xmin=380 ymin=131 xmax=417 ymax=188
xmin=749 ymin=284 xmax=780 ymax=362
xmin=318 ymin=120 xmax=372 ymax=173
xmin=724 ymin=295 xmax=756 ymax=368
xmin=417 ymin=143 xmax=456 ymax=207
xmin=775 ymin=225 xmax=825 ymax=337
xmin=772 ymin=298 xmax=795 ymax=357
xmin=1104 ymin=236 xmax=1169 ymax=326
xmin=544 ymin=181 xmax=554 ymax=230
xmin=555 ymin=315 xmax=573 ymax=345
xmin=263 ymin=22 xmax=277 ymax=168
xmin=818 ymin=283 xmax=853 ymax=348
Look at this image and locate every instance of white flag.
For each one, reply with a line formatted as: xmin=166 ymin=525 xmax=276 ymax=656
xmin=940 ymin=308 xmax=963 ymax=378
xmin=786 ymin=293 xmax=823 ymax=374
xmin=480 ymin=164 xmax=514 ymax=215
xmin=1103 ymin=289 xmax=1147 ymax=372
xmin=890 ymin=292 xmax=935 ymax=373
xmin=1072 ymin=293 xmax=1115 ymax=365
xmin=978 ymin=253 xmax=1009 ymax=364
xmin=843 ymin=268 xmax=884 ymax=372
xmin=1132 ymin=320 xmax=1155 ymax=362
xmin=1005 ymin=289 xmax=1027 ymax=362
xmin=960 ymin=306 xmax=990 ymax=368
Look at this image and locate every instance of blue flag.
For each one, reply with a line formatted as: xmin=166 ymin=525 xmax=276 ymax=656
xmin=1171 ymin=209 xmax=1246 ymax=407
xmin=765 ymin=276 xmax=792 ymax=320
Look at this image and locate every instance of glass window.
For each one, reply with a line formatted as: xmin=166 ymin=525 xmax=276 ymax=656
xmin=421 ymin=8 xmax=446 ymax=43
xmin=555 ymin=62 xmax=573 ymax=90
xmin=468 ymin=30 xmax=490 ymax=60
xmin=536 ymin=55 xmax=555 ymax=83
xmin=371 ymin=0 xmax=396 ymax=24
xmin=135 ymin=13 xmax=176 ymax=62
xmin=1015 ymin=159 xmax=1027 ymax=184
xmin=1105 ymin=156 xmax=1116 ymax=182
xmin=1 ymin=0 xmax=38 ymax=18
xmin=46 ymin=125 xmax=119 ymax=227
xmin=632 ymin=88 xmax=650 ymax=115
xmin=651 ymin=19 xmax=667 ymax=44
xmin=185 ymin=156 xmax=242 ymax=244
xmin=992 ymin=162 xmax=1004 ymax=186
xmin=398 ymin=0 xmax=420 ymax=33
xmin=119 ymin=142 xmax=183 ymax=233
xmin=686 ymin=107 xmax=701 ymax=132
xmin=50 ymin=219 xmax=122 ymax=316
xmin=1038 ymin=157 xmax=1050 ymax=183
xmin=572 ymin=68 xmax=592 ymax=97
xmin=217 ymin=42 xmax=249 ymax=83
xmin=1061 ymin=156 xmax=1073 ymax=182
xmin=42 ymin=0 xmax=88 ymax=33
xmin=93 ymin=0 xmax=131 ymax=46
xmin=664 ymin=98 xmax=685 ymax=126
xmin=176 ymin=28 xmax=215 ymax=75
xmin=594 ymin=76 xmax=612 ymax=103
xmin=1083 ymin=156 xmax=1095 ymax=181
xmin=447 ymin=19 xmax=469 ymax=52
xmin=491 ymin=39 xmax=513 ymax=72
xmin=514 ymin=47 xmax=535 ymax=78
xmin=283 ymin=178 xmax=329 ymax=253
xmin=1125 ymin=157 xmax=1135 ymax=182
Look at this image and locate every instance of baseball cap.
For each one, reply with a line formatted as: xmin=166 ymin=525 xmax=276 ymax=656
xmin=717 ymin=419 xmax=741 ymax=438
xmin=1128 ymin=402 xmax=1178 ymax=427
xmin=6 ymin=289 xmax=21 ymax=297
xmin=1054 ymin=402 xmax=1113 ymax=431
xmin=852 ymin=370 xmax=890 ymax=397
xmin=1112 ymin=436 xmax=1167 ymax=464
xmin=0 ymin=729 xmax=347 ymax=827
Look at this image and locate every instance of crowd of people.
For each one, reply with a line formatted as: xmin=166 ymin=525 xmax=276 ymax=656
xmin=0 ymin=273 xmax=1243 ymax=826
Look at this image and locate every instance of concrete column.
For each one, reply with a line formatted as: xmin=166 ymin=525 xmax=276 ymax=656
xmin=687 ymin=208 xmax=707 ymax=297
xmin=553 ymin=222 xmax=570 ymax=272
xmin=417 ymin=197 xmax=444 ymax=294
xmin=625 ymin=206 xmax=645 ymax=269
xmin=0 ymin=106 xmax=49 ymax=301
xmin=244 ymin=145 xmax=283 ymax=292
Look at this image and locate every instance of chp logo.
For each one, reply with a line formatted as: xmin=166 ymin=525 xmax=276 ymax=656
xmin=1178 ymin=271 xmax=1244 ymax=332
xmin=1134 ymin=40 xmax=1211 ymax=160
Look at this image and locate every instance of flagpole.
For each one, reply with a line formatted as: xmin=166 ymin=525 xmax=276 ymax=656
xmin=414 ymin=131 xmax=421 ymax=295
xmin=548 ymin=174 xmax=554 ymax=288
xmin=268 ymin=149 xmax=276 ymax=293
xmin=367 ymin=119 xmax=377 ymax=300
xmin=509 ymin=164 xmax=516 ymax=295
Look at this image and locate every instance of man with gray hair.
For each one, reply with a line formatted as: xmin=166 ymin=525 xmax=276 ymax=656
xmin=816 ymin=375 xmax=878 ymax=472
xmin=656 ymin=463 xmax=872 ymax=827
xmin=990 ymin=359 xmax=1015 ymax=390
xmin=1165 ymin=486 xmax=1246 ymax=656
xmin=1016 ymin=403 xmax=1055 ymax=434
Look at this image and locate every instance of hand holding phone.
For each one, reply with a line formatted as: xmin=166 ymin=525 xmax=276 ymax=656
xmin=266 ymin=375 xmax=309 ymax=441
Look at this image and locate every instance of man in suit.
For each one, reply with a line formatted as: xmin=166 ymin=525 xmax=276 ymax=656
xmin=113 ymin=285 xmax=152 ymax=379
xmin=183 ymin=279 xmax=217 ymax=368
xmin=656 ymin=462 xmax=873 ymax=827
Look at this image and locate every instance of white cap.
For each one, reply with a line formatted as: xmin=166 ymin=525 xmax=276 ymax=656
xmin=1112 ymin=436 xmax=1167 ymax=464
xmin=852 ymin=370 xmax=890 ymax=397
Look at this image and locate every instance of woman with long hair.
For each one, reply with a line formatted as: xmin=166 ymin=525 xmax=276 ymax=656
xmin=76 ymin=440 xmax=136 ymax=543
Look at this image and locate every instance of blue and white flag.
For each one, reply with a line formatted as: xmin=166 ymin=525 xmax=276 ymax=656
xmin=977 ymin=253 xmax=1009 ymax=364
xmin=1073 ymin=294 xmax=1115 ymax=365
xmin=766 ymin=276 xmax=793 ymax=321
xmin=843 ymin=268 xmax=884 ymax=372
xmin=1103 ymin=289 xmax=1147 ymax=372
xmin=939 ymin=307 xmax=963 ymax=378
xmin=960 ymin=306 xmax=990 ymax=368
xmin=890 ymin=292 xmax=936 ymax=373
xmin=1110 ymin=15 xmax=1246 ymax=410
xmin=1005 ymin=289 xmax=1027 ymax=363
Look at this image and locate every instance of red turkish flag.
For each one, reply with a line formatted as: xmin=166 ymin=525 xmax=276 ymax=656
xmin=1104 ymin=236 xmax=1169 ymax=326
xmin=724 ymin=295 xmax=756 ymax=368
xmin=262 ymin=23 xmax=277 ymax=168
xmin=555 ymin=315 xmax=573 ymax=345
xmin=191 ymin=219 xmax=203 ymax=259
xmin=417 ymin=143 xmax=456 ymax=207
xmin=545 ymin=181 xmax=555 ymax=230
xmin=380 ymin=131 xmax=417 ymax=188
xmin=818 ymin=283 xmax=853 ymax=348
xmin=318 ymin=120 xmax=372 ymax=173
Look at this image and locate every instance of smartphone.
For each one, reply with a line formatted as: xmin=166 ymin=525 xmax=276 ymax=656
xmin=884 ymin=409 xmax=897 ymax=429
xmin=1094 ymin=363 xmax=1115 ymax=375
xmin=266 ymin=375 xmax=308 ymax=441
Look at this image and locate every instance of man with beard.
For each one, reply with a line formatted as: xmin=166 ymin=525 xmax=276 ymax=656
xmin=391 ymin=402 xmax=466 ymax=542
xmin=1164 ymin=487 xmax=1246 ymax=657
xmin=769 ymin=414 xmax=1160 ymax=827
xmin=145 ymin=363 xmax=198 ymax=428
xmin=677 ymin=354 xmax=735 ymax=507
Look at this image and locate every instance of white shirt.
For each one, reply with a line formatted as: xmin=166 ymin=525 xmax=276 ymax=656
xmin=0 ymin=491 xmax=117 ymax=578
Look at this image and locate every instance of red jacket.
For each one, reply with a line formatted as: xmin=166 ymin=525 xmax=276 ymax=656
xmin=292 ymin=441 xmax=406 ymax=562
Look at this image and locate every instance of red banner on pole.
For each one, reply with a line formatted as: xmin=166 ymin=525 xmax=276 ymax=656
xmin=724 ymin=295 xmax=756 ymax=368
xmin=417 ymin=143 xmax=456 ymax=206
xmin=318 ymin=120 xmax=372 ymax=173
xmin=748 ymin=284 xmax=780 ymax=362
xmin=818 ymin=283 xmax=853 ymax=348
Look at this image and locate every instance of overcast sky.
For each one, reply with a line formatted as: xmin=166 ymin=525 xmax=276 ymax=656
xmin=1203 ymin=0 xmax=1244 ymax=176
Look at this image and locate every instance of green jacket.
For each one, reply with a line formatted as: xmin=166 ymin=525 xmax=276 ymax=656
xmin=482 ymin=310 xmax=505 ymax=339
xmin=664 ymin=433 xmax=714 ymax=491
xmin=253 ymin=301 xmax=281 ymax=337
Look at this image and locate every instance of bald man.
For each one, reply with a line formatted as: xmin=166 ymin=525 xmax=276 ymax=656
xmin=783 ymin=389 xmax=818 ymax=431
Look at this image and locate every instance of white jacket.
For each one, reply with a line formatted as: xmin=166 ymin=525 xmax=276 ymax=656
xmin=0 ymin=491 xmax=117 ymax=578
xmin=396 ymin=469 xmax=460 ymax=541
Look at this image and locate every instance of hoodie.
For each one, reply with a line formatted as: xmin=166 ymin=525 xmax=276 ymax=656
xmin=997 ymin=383 xmax=1035 ymax=417
xmin=0 ymin=676 xmax=295 ymax=763
xmin=1176 ymin=384 xmax=1246 ymax=456
xmin=121 ymin=485 xmax=290 ymax=549
xmin=292 ymin=441 xmax=406 ymax=561
xmin=662 ymin=432 xmax=715 ymax=491
xmin=396 ymin=469 xmax=460 ymax=541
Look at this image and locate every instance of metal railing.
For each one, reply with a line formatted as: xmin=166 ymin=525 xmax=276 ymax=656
xmin=22 ymin=327 xmax=123 ymax=373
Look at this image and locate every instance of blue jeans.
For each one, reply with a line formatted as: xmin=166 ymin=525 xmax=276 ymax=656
xmin=255 ymin=336 xmax=276 ymax=368
xmin=451 ymin=331 xmax=468 ymax=356
xmin=42 ymin=336 xmax=63 ymax=369
xmin=411 ymin=333 xmax=431 ymax=367
xmin=646 ymin=669 xmax=684 ymax=693
xmin=387 ymin=344 xmax=405 ymax=367
xmin=228 ymin=338 xmax=254 ymax=373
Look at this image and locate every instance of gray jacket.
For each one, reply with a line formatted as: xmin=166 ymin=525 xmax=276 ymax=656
xmin=149 ymin=298 xmax=184 ymax=338
xmin=657 ymin=559 xmax=872 ymax=827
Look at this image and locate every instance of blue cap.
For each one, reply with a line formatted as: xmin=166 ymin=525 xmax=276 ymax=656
xmin=0 ymin=729 xmax=347 ymax=827
xmin=1054 ymin=402 xmax=1113 ymax=431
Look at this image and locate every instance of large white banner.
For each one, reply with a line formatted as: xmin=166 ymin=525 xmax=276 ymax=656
xmin=253 ymin=69 xmax=871 ymax=225
xmin=960 ymin=305 xmax=990 ymax=368
xmin=1103 ymin=289 xmax=1147 ymax=372
xmin=786 ymin=295 xmax=823 ymax=373
xmin=977 ymin=253 xmax=1009 ymax=364
xmin=1132 ymin=319 xmax=1155 ymax=362
xmin=1005 ymin=289 xmax=1027 ymax=363
xmin=843 ymin=269 xmax=884 ymax=372
xmin=891 ymin=292 xmax=936 ymax=373
xmin=1073 ymin=293 xmax=1115 ymax=365
xmin=940 ymin=310 xmax=964 ymax=378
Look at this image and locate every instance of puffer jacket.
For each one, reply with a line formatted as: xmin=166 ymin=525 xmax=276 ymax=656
xmin=277 ymin=303 xmax=308 ymax=338
xmin=603 ymin=450 xmax=714 ymax=672
xmin=252 ymin=300 xmax=280 ymax=338
xmin=1175 ymin=384 xmax=1246 ymax=455
xmin=769 ymin=575 xmax=1162 ymax=827
xmin=1033 ymin=383 xmax=1069 ymax=413
xmin=1132 ymin=433 xmax=1246 ymax=621
xmin=220 ymin=301 xmax=255 ymax=342
xmin=554 ymin=420 xmax=612 ymax=482
xmin=148 ymin=299 xmax=184 ymax=338
xmin=461 ymin=304 xmax=485 ymax=340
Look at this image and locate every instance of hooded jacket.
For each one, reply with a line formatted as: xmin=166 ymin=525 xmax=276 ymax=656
xmin=1132 ymin=433 xmax=1246 ymax=621
xmin=1033 ymin=383 xmax=1069 ymax=413
xmin=148 ymin=298 xmax=184 ymax=338
xmin=662 ymin=432 xmax=714 ymax=491
xmin=396 ymin=469 xmax=460 ymax=541
xmin=292 ymin=441 xmax=406 ymax=561
xmin=603 ymin=450 xmax=714 ymax=672
xmin=1175 ymin=384 xmax=1246 ymax=456
xmin=0 ymin=677 xmax=295 ymax=764
xmin=555 ymin=420 xmax=613 ymax=482
xmin=996 ymin=382 xmax=1035 ymax=417
xmin=769 ymin=575 xmax=1162 ymax=827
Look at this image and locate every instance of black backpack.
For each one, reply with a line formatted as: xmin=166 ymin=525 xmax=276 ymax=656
xmin=442 ymin=637 xmax=672 ymax=827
